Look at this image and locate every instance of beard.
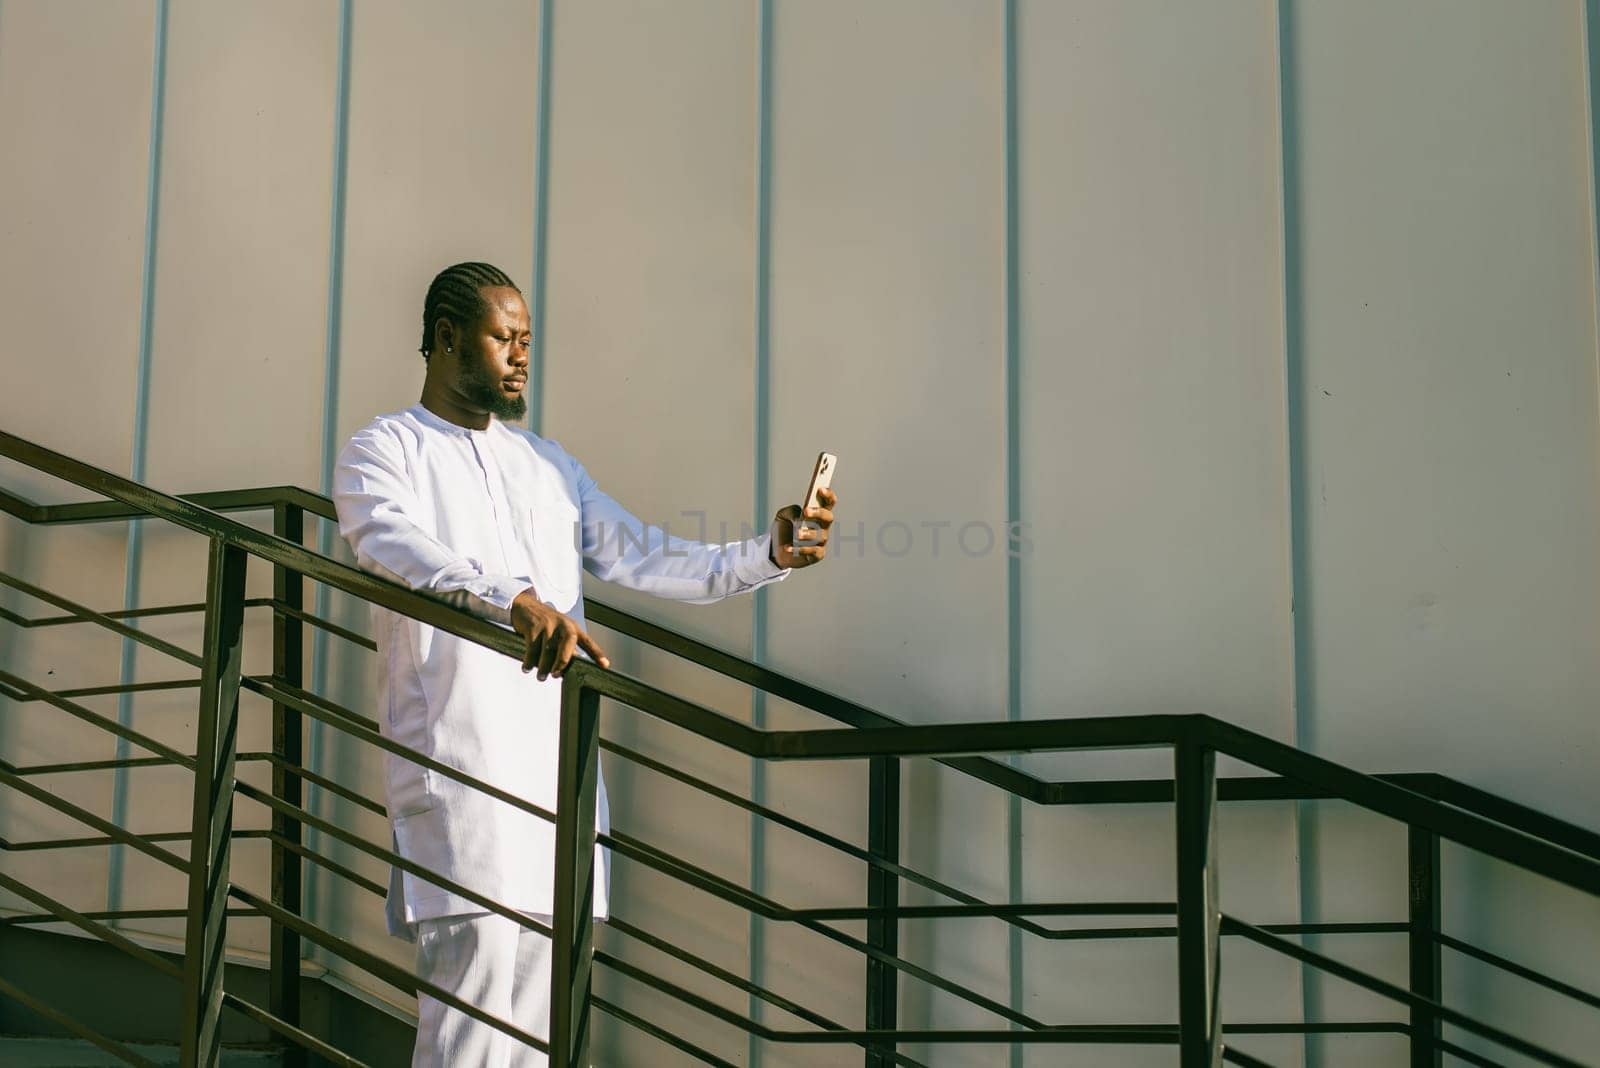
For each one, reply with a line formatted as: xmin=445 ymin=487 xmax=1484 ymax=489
xmin=456 ymin=359 xmax=528 ymax=421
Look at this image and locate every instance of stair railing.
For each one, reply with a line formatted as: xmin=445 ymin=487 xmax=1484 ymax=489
xmin=2 ymin=427 xmax=1599 ymax=1068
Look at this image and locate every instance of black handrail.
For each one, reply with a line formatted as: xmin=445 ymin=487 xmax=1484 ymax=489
xmin=5 ymin=434 xmax=1596 ymax=865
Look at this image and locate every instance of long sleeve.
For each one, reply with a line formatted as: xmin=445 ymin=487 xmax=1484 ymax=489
xmin=572 ymin=457 xmax=789 ymax=604
xmin=333 ymin=430 xmax=534 ymax=626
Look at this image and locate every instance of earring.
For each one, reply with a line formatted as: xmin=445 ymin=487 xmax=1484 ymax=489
xmin=446 ymin=346 xmax=453 ymax=353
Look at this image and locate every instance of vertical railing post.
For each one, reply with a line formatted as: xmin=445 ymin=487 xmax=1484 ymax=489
xmin=269 ymin=502 xmax=304 ymax=1067
xmin=179 ymin=538 xmax=247 ymax=1068
xmin=865 ymin=756 xmax=900 ymax=1067
xmin=1408 ymin=826 xmax=1443 ymax=1068
xmin=550 ymin=673 xmax=601 ymax=1068
xmin=1174 ymin=735 xmax=1222 ymax=1068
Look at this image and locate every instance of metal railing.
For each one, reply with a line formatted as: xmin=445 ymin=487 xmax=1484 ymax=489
xmin=2 ymin=426 xmax=1599 ymax=1067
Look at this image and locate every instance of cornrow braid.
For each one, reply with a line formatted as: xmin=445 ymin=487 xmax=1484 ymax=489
xmin=419 ymin=261 xmax=519 ymax=360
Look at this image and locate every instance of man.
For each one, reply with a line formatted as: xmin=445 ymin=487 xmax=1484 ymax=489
xmin=332 ymin=262 xmax=835 ymax=1067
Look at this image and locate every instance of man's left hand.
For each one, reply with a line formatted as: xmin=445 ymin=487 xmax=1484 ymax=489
xmin=771 ymin=486 xmax=837 ymax=570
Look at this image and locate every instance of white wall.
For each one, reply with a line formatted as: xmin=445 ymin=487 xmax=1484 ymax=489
xmin=2 ymin=1 xmax=1598 ymax=1065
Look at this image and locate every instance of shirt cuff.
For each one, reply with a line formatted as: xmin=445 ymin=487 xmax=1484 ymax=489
xmin=471 ymin=575 xmax=536 ymax=625
xmin=733 ymin=530 xmax=790 ymax=588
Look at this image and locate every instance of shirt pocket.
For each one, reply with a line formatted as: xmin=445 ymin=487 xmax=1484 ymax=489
xmin=529 ymin=497 xmax=583 ymax=612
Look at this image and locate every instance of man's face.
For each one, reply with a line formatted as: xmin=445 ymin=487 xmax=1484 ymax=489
xmin=449 ymin=286 xmax=531 ymax=421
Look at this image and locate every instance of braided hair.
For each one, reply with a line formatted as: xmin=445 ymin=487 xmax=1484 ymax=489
xmin=419 ymin=261 xmax=519 ymax=360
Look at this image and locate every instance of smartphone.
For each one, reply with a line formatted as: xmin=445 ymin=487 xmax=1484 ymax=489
xmin=797 ymin=452 xmax=837 ymax=543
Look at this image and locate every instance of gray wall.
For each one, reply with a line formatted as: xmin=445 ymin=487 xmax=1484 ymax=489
xmin=2 ymin=2 xmax=1599 ymax=1065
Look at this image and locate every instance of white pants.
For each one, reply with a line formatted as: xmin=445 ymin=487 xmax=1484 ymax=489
xmin=413 ymin=913 xmax=552 ymax=1068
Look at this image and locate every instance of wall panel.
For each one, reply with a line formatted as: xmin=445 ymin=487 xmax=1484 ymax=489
xmin=765 ymin=2 xmax=1008 ymax=1063
xmin=537 ymin=2 xmax=761 ymax=1061
xmin=0 ymin=0 xmax=159 ymax=931
xmin=1290 ymin=1 xmax=1600 ymax=1059
xmin=1015 ymin=2 xmax=1299 ymax=1060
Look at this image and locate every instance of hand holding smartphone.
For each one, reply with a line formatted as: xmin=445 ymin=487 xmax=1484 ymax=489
xmin=797 ymin=452 xmax=837 ymax=543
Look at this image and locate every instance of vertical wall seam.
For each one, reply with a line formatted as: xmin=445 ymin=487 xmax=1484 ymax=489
xmin=528 ymin=0 xmax=555 ymax=436
xmin=106 ymin=0 xmax=170 ymax=917
xmin=1583 ymin=3 xmax=1600 ymax=492
xmin=1276 ymin=1 xmax=1323 ymax=1062
xmin=748 ymin=1 xmax=774 ymax=1063
xmin=304 ymin=0 xmax=353 ymax=935
xmin=1002 ymin=1 xmax=1024 ymax=1064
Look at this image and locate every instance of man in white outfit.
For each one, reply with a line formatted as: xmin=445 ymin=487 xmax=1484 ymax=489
xmin=333 ymin=262 xmax=836 ymax=1066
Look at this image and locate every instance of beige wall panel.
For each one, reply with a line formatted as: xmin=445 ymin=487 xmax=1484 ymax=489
xmin=111 ymin=0 xmax=339 ymax=958
xmin=0 ymin=0 xmax=153 ymax=483
xmin=332 ymin=0 xmax=538 ymax=446
xmin=1016 ymin=0 xmax=1291 ymax=751
xmin=537 ymin=2 xmax=760 ymax=1061
xmin=1292 ymin=0 xmax=1600 ymax=821
xmin=142 ymin=0 xmax=337 ymax=493
xmin=1290 ymin=1 xmax=1600 ymax=1057
xmin=0 ymin=0 xmax=156 ymax=927
xmin=765 ymin=1 xmax=1007 ymax=1062
xmin=1014 ymin=1 xmax=1299 ymax=1054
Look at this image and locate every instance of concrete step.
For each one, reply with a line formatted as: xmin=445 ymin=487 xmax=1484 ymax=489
xmin=0 ymin=1036 xmax=281 ymax=1067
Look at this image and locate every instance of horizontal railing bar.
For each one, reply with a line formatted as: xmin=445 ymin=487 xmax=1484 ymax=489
xmin=239 ymin=675 xmax=556 ymax=826
xmin=1436 ymin=931 xmax=1600 ymax=1012
xmin=1221 ymin=914 xmax=1583 ymax=1067
xmin=0 ymin=907 xmax=259 ymax=928
xmin=0 ymin=671 xmax=195 ymax=770
xmin=268 ymin=830 xmax=388 ymax=898
xmin=0 ymin=569 xmax=203 ymax=668
xmin=582 ymin=599 xmax=1051 ymax=800
xmin=599 ymin=736 xmax=1092 ymax=945
xmin=603 ymin=917 xmax=846 ymax=1037
xmin=0 ymin=761 xmax=191 ymax=875
xmin=603 ymin=918 xmax=925 ymax=1068
xmin=251 ymin=749 xmax=386 ymax=817
xmin=219 ymin=993 xmax=372 ymax=1068
xmin=601 ymin=828 xmax=1048 ymax=1030
xmin=592 ymin=995 xmax=743 ymax=1068
xmin=1414 ymin=775 xmax=1600 ymax=863
xmin=1226 ymin=1022 xmax=1406 ymax=1034
xmin=792 ymin=902 xmax=1173 ymax=922
xmin=270 ymin=598 xmax=378 ymax=651
xmin=0 ymin=871 xmax=184 ymax=979
xmin=600 ymin=950 xmax=1167 ymax=1044
xmin=250 ymin=675 xmax=379 ymax=731
xmin=574 ymin=666 xmax=1186 ymax=761
xmin=226 ymin=883 xmax=550 ymax=1056
xmin=232 ymin=779 xmax=552 ymax=937
xmin=1 ymin=828 xmax=269 ymax=852
xmin=1203 ymin=718 xmax=1600 ymax=898
xmin=0 ymin=483 xmax=332 ymax=525
xmin=0 ymin=974 xmax=163 ymax=1068
xmin=3 ymin=601 xmax=209 ymax=628
xmin=1431 ymin=1033 xmax=1510 ymax=1068
xmin=11 ymin=754 xmax=185 ymax=776
xmin=37 ymin=679 xmax=198 ymax=702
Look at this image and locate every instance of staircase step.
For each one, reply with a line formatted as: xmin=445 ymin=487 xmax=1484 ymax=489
xmin=0 ymin=1036 xmax=281 ymax=1067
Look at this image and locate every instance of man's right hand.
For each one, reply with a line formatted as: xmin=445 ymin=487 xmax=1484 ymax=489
xmin=510 ymin=588 xmax=611 ymax=681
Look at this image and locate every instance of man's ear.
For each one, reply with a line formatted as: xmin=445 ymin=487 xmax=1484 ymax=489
xmin=433 ymin=317 xmax=456 ymax=356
